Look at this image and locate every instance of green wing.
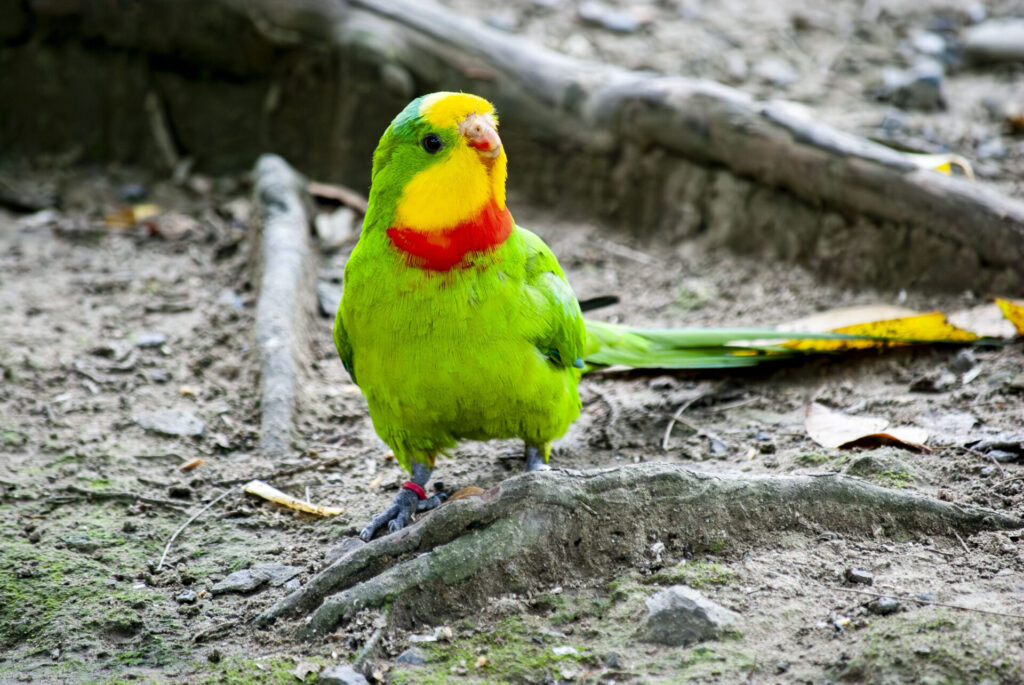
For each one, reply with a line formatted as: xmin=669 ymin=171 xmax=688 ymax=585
xmin=333 ymin=309 xmax=357 ymax=385
xmin=519 ymin=228 xmax=586 ymax=370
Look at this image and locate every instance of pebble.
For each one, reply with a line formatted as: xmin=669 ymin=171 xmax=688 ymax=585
xmin=604 ymin=652 xmax=620 ymax=668
xmin=876 ymin=60 xmax=945 ymax=111
xmin=867 ymin=597 xmax=901 ymax=615
xmin=578 ymin=1 xmax=641 ymax=33
xmin=845 ymin=568 xmax=874 ymax=585
xmin=395 ymin=646 xmax=427 ymax=666
xmin=116 ymin=183 xmax=148 ymax=202
xmin=209 ymin=563 xmax=301 ymax=595
xmin=754 ymin=58 xmax=799 ymax=86
xmin=317 ymin=280 xmax=344 ymax=318
xmin=552 ymin=646 xmax=578 ymax=657
xmin=134 ymin=409 xmax=205 ymax=437
xmin=641 ymin=586 xmax=740 ymax=646
xmin=135 ymin=332 xmax=168 ymax=348
xmin=963 ymin=19 xmax=1024 ymax=64
xmin=175 ymin=589 xmax=198 ymax=604
xmin=319 ymin=664 xmax=369 ymax=685
xmin=918 ymin=592 xmax=938 ymax=602
xmin=909 ymin=369 xmax=957 ymax=392
xmin=315 ymin=207 xmax=357 ymax=250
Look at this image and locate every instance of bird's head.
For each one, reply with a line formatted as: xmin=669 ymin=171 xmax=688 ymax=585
xmin=369 ymin=92 xmax=508 ymax=233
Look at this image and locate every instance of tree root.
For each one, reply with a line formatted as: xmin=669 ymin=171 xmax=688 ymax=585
xmin=254 ymin=463 xmax=1021 ymax=640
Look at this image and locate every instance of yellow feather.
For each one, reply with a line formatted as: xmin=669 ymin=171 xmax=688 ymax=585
xmin=394 ymin=93 xmax=508 ymax=231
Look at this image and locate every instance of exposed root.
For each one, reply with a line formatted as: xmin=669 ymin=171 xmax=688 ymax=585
xmin=254 ymin=463 xmax=1021 ymax=640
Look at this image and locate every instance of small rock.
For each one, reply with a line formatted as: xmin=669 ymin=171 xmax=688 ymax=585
xmin=175 ymin=589 xmax=198 ymax=604
xmin=708 ymin=438 xmax=728 ymax=457
xmin=168 ymin=485 xmax=192 ymax=499
xmin=754 ymin=58 xmax=799 ymax=86
xmin=980 ymin=465 xmax=998 ymax=478
xmin=909 ymin=369 xmax=957 ymax=392
xmin=987 ymin=450 xmax=1019 ymax=463
xmin=315 ymin=207 xmax=357 ymax=250
xmin=918 ymin=592 xmax=938 ymax=602
xmin=134 ymin=409 xmax=205 ymax=437
xmin=604 ymin=653 xmax=620 ymax=669
xmin=641 ymin=586 xmax=740 ymax=646
xmin=396 ymin=646 xmax=427 ymax=666
xmin=210 ymin=569 xmax=267 ymax=595
xmin=135 ymin=332 xmax=168 ymax=348
xmin=319 ymin=664 xmax=369 ymax=685
xmin=845 ymin=568 xmax=874 ymax=585
xmin=949 ymin=350 xmax=977 ymax=375
xmin=552 ymin=646 xmax=578 ymax=657
xmin=207 ymin=649 xmax=221 ymax=663
xmin=776 ymin=661 xmax=790 ymax=673
xmin=207 ymin=563 xmax=300 ymax=595
xmin=324 ymin=537 xmax=364 ymax=565
xmin=317 ymin=280 xmax=344 ymax=318
xmin=578 ymin=1 xmax=642 ymax=33
xmin=876 ymin=60 xmax=945 ymax=111
xmin=116 ymin=183 xmax=148 ymax=202
xmin=909 ymin=31 xmax=947 ymax=58
xmin=64 ymin=535 xmax=100 ymax=553
xmin=150 ymin=370 xmax=170 ymax=384
xmin=963 ymin=19 xmax=1024 ymax=64
xmin=868 ymin=597 xmax=901 ymax=615
xmin=485 ymin=9 xmax=518 ymax=32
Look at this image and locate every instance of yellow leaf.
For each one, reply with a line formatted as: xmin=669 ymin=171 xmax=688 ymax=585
xmin=995 ymin=298 xmax=1024 ymax=336
xmin=784 ymin=311 xmax=978 ymax=351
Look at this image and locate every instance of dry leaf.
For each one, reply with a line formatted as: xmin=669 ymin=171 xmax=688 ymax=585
xmin=806 ymin=402 xmax=887 ymax=448
xmin=949 ymin=302 xmax=1019 ymax=339
xmin=806 ymin=404 xmax=929 ymax=453
xmin=179 ymin=458 xmax=204 ymax=471
xmin=784 ymin=309 xmax=978 ymax=351
xmin=906 ymin=152 xmax=975 ymax=180
xmin=447 ymin=486 xmax=485 ymax=502
xmin=995 ymin=298 xmax=1024 ymax=336
xmin=243 ymin=479 xmax=344 ymax=516
xmin=307 ymin=180 xmax=369 ymax=213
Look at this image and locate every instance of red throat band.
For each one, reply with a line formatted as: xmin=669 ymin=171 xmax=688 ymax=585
xmin=387 ymin=201 xmax=513 ymax=271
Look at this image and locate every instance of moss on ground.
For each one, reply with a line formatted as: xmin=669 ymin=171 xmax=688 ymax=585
xmin=837 ymin=610 xmax=1023 ymax=684
xmin=645 ymin=560 xmax=737 ymax=589
xmin=391 ymin=616 xmax=590 ymax=684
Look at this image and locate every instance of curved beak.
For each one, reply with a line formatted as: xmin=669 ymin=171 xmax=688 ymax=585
xmin=459 ymin=112 xmax=502 ymax=160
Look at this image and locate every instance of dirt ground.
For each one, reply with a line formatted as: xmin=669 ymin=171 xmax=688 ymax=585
xmin=2 ymin=1 xmax=1024 ymax=684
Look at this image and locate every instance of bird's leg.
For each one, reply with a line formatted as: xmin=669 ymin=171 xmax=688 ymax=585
xmin=525 ymin=443 xmax=551 ymax=472
xmin=359 ymin=460 xmax=447 ymax=542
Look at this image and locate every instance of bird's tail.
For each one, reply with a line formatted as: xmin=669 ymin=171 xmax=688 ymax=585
xmin=582 ymin=320 xmax=860 ymax=370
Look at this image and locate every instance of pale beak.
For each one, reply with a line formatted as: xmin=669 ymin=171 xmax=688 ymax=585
xmin=459 ymin=113 xmax=502 ymax=160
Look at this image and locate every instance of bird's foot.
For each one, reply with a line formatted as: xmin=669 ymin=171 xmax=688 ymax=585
xmin=525 ymin=445 xmax=551 ymax=472
xmin=358 ymin=482 xmax=447 ymax=542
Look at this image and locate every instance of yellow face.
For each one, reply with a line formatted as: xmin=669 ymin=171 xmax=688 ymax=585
xmin=393 ymin=93 xmax=508 ymax=232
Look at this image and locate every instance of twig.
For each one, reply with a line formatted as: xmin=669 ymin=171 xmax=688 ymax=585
xmin=662 ymin=396 xmax=701 ymax=451
xmin=307 ymin=180 xmax=369 ymax=214
xmin=997 ymin=475 xmax=1024 ymax=487
xmin=963 ymin=446 xmax=1007 ymax=478
xmin=953 ymin=530 xmax=971 ymax=555
xmin=56 ymin=485 xmax=190 ymax=510
xmin=707 ymin=396 xmax=760 ymax=413
xmin=157 ymin=488 xmax=235 ymax=570
xmin=353 ymin=626 xmax=384 ymax=672
xmin=144 ymin=91 xmax=180 ymax=170
xmin=828 ymin=585 xmax=1024 ymax=621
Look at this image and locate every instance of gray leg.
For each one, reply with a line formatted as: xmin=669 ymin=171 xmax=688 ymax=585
xmin=359 ymin=461 xmax=446 ymax=541
xmin=525 ymin=444 xmax=551 ymax=472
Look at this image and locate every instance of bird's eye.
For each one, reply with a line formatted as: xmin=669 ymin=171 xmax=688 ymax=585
xmin=421 ymin=133 xmax=444 ymax=154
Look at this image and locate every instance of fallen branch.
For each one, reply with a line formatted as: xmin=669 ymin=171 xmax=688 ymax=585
xmin=52 ymin=485 xmax=191 ymax=511
xmin=252 ymin=154 xmax=316 ymax=460
xmin=254 ymin=463 xmax=1021 ymax=639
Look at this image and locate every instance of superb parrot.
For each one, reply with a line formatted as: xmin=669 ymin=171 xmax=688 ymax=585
xmin=335 ymin=92 xmax=761 ymax=540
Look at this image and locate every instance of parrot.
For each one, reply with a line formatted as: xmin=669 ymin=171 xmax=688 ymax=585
xmin=334 ymin=91 xmax=846 ymax=541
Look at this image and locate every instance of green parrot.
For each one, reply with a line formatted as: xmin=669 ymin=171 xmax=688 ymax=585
xmin=335 ymin=92 xmax=831 ymax=540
